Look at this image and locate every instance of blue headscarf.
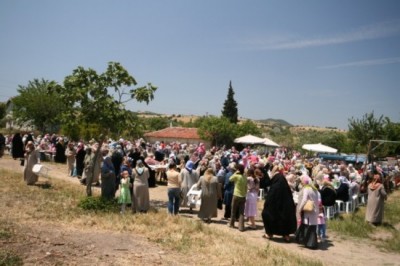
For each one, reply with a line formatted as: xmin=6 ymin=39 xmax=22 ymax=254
xmin=185 ymin=160 xmax=194 ymax=173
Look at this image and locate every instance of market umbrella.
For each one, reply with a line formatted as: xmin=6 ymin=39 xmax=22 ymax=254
xmin=262 ymin=137 xmax=280 ymax=147
xmin=302 ymin=143 xmax=337 ymax=153
xmin=234 ymin=134 xmax=265 ymax=145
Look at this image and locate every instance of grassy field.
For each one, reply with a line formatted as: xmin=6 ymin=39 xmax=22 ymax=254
xmin=0 ymin=168 xmax=322 ymax=266
xmin=328 ymin=190 xmax=400 ymax=252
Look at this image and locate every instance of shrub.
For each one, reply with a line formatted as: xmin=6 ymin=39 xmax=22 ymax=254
xmin=78 ymin=196 xmax=119 ymax=212
xmin=0 ymin=251 xmax=23 ymax=266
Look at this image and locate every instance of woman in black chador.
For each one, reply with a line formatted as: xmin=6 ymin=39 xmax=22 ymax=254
xmin=261 ymin=165 xmax=297 ymax=242
xmin=11 ymin=133 xmax=24 ymax=159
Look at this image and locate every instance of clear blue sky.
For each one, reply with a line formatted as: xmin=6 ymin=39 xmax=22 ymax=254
xmin=1 ymin=0 xmax=399 ymax=130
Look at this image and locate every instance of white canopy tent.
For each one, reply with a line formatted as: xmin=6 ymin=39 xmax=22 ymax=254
xmin=234 ymin=134 xmax=265 ymax=145
xmin=262 ymin=138 xmax=280 ymax=147
xmin=302 ymin=143 xmax=337 ymax=153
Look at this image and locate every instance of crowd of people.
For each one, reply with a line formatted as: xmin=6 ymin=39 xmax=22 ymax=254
xmin=2 ymin=132 xmax=399 ymax=249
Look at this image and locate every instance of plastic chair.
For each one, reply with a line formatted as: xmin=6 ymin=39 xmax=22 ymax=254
xmin=352 ymin=194 xmax=359 ymax=209
xmin=186 ymin=184 xmax=202 ymax=207
xmin=325 ymin=205 xmax=336 ymax=219
xmin=258 ymin=189 xmax=265 ymax=200
xmin=345 ymin=200 xmax=354 ymax=213
xmin=358 ymin=193 xmax=368 ymax=205
xmin=32 ymin=164 xmax=50 ymax=178
xmin=335 ymin=200 xmax=345 ymax=213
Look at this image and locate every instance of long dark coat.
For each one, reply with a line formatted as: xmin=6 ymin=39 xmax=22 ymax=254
xmin=54 ymin=142 xmax=66 ymax=163
xmin=11 ymin=133 xmax=24 ymax=159
xmin=75 ymin=148 xmax=86 ymax=177
xmin=262 ymin=173 xmax=297 ymax=236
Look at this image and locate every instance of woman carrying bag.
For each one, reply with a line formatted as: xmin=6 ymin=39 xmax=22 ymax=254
xmin=295 ymin=175 xmax=319 ymax=249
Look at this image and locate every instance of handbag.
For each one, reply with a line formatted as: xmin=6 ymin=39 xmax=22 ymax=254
xmin=303 ymin=200 xmax=315 ymax=212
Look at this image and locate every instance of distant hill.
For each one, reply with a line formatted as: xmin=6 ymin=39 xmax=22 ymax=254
xmin=135 ymin=112 xmax=294 ymax=128
xmin=255 ymin=118 xmax=293 ymax=127
xmin=132 ymin=111 xmax=161 ymax=116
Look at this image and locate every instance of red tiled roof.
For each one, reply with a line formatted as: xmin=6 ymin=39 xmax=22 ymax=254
xmin=144 ymin=127 xmax=200 ymax=139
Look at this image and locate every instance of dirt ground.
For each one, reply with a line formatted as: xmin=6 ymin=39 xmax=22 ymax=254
xmin=1 ymin=155 xmax=400 ymax=266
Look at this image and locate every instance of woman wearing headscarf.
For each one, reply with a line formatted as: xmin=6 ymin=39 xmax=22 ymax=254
xmin=180 ymin=160 xmax=200 ymax=213
xmin=295 ymin=175 xmax=319 ymax=249
xmin=54 ymin=137 xmax=67 ymax=163
xmin=65 ymin=142 xmax=76 ymax=176
xmin=245 ymin=168 xmax=260 ymax=229
xmin=132 ymin=160 xmax=150 ymax=213
xmin=336 ymin=176 xmax=350 ymax=202
xmin=75 ymin=143 xmax=86 ymax=178
xmin=144 ymin=153 xmax=157 ymax=188
xmin=11 ymin=133 xmax=24 ymax=160
xmin=365 ymin=173 xmax=387 ymax=226
xmin=100 ymin=148 xmax=116 ymax=200
xmin=196 ymin=168 xmax=221 ymax=223
xmin=0 ymin=133 xmax=5 ymax=158
xmin=262 ymin=165 xmax=297 ymax=242
xmin=23 ymin=141 xmax=40 ymax=185
xmin=223 ymin=162 xmax=236 ymax=220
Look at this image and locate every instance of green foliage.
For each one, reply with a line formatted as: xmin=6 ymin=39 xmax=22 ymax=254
xmin=348 ymin=112 xmax=386 ymax=153
xmin=0 ymin=102 xmax=6 ymax=120
xmin=197 ymin=116 xmax=236 ymax=146
xmin=51 ymin=61 xmax=156 ymax=196
xmin=381 ymin=118 xmax=400 ymax=156
xmin=221 ymin=81 xmax=238 ymax=124
xmin=187 ymin=116 xmax=207 ymax=128
xmin=60 ymin=123 xmax=81 ymax=141
xmin=329 ymin=190 xmax=400 ymax=252
xmin=81 ymin=123 xmax=103 ymax=141
xmin=145 ymin=116 xmax=170 ymax=131
xmin=317 ymin=131 xmax=351 ymax=153
xmin=49 ymin=62 xmax=157 ymax=140
xmin=0 ymin=228 xmax=11 ymax=240
xmin=12 ymin=79 xmax=66 ymax=133
xmin=0 ymin=251 xmax=23 ymax=266
xmin=236 ymin=120 xmax=262 ymax=137
xmin=78 ymin=196 xmax=119 ymax=212
xmin=328 ymin=210 xmax=373 ymax=238
xmin=348 ymin=112 xmax=400 ymax=156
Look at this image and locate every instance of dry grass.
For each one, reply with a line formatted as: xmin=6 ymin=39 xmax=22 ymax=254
xmin=0 ymin=168 xmax=322 ymax=266
xmin=327 ymin=190 xmax=400 ymax=253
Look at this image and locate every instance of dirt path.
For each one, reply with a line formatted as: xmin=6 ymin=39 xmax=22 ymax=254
xmin=1 ymin=155 xmax=400 ymax=266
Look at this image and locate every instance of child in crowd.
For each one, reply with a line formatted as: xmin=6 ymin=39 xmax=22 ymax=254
xmin=118 ymin=170 xmax=132 ymax=214
xmin=317 ymin=203 xmax=327 ymax=242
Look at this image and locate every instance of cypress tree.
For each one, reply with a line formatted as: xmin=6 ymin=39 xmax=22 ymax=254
xmin=221 ymin=81 xmax=238 ymax=124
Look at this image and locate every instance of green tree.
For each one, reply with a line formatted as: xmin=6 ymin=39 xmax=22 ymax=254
xmin=221 ymin=81 xmax=238 ymax=124
xmin=380 ymin=118 xmax=400 ymax=155
xmin=50 ymin=62 xmax=157 ymax=196
xmin=236 ymin=120 xmax=262 ymax=137
xmin=12 ymin=79 xmax=66 ymax=133
xmin=145 ymin=116 xmax=170 ymax=131
xmin=320 ymin=131 xmax=350 ymax=154
xmin=197 ymin=116 xmax=235 ymax=147
xmin=0 ymin=102 xmax=6 ymax=120
xmin=348 ymin=112 xmax=386 ymax=153
xmin=0 ymin=102 xmax=6 ymax=128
